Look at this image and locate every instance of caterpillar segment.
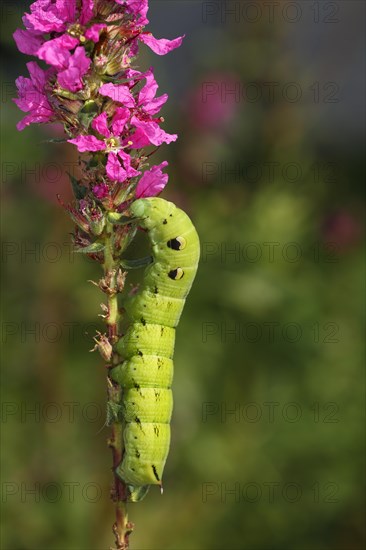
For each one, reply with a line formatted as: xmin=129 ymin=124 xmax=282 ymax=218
xmin=110 ymin=198 xmax=200 ymax=501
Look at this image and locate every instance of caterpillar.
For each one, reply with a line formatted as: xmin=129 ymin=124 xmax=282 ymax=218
xmin=110 ymin=197 xmax=200 ymax=501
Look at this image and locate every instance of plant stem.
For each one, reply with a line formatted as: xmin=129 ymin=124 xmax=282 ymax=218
xmin=103 ymin=221 xmax=133 ymax=549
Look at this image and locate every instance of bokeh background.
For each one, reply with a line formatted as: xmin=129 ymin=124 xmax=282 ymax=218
xmin=1 ymin=1 xmax=365 ymax=549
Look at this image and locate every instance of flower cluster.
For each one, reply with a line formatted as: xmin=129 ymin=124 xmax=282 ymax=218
xmin=14 ymin=0 xmax=184 ymax=202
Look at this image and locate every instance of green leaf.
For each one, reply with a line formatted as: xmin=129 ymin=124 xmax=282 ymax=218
xmin=67 ymin=172 xmax=87 ymax=200
xmin=74 ymin=242 xmax=105 ymax=254
xmin=107 ymin=212 xmax=134 ymax=225
xmin=120 ymin=256 xmax=153 ymax=270
xmin=106 ymin=401 xmax=124 ymax=426
xmin=41 ymin=138 xmax=68 ymax=143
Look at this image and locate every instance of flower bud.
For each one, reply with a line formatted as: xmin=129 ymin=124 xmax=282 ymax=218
xmin=92 ymin=332 xmax=113 ymax=362
xmin=82 ymin=203 xmax=106 ymax=236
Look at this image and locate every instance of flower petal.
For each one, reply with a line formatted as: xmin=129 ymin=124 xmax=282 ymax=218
xmin=136 ymin=161 xmax=169 ymax=198
xmin=85 ymin=23 xmax=107 ymax=42
xmin=143 ymin=94 xmax=168 ymax=115
xmin=139 ymin=33 xmax=184 ymax=55
xmin=118 ymin=150 xmax=141 ymax=178
xmin=126 ymin=127 xmax=151 ymax=149
xmin=80 ymin=0 xmax=95 ymax=25
xmin=138 ymin=68 xmax=158 ymax=104
xmin=68 ymin=135 xmax=105 ymax=152
xmin=92 ymin=112 xmax=111 ymax=138
xmin=111 ymin=107 xmax=131 ymax=135
xmin=37 ymin=35 xmax=78 ymax=69
xmin=99 ymin=83 xmax=135 ymax=107
xmin=13 ymin=28 xmax=44 ymax=56
xmin=131 ymin=116 xmax=177 ymax=146
xmin=57 ymin=46 xmax=91 ymax=92
xmin=106 ymin=152 xmax=127 ymax=182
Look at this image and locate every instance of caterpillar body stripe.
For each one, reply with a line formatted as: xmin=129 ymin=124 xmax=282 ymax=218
xmin=110 ymin=198 xmax=200 ymax=501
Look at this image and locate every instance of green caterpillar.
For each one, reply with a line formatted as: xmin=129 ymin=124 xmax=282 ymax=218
xmin=110 ymin=197 xmax=200 ymax=501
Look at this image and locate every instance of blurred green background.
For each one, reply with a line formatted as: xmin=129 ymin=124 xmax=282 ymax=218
xmin=1 ymin=1 xmax=365 ymax=549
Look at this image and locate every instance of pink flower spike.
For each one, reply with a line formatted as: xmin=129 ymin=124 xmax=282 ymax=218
xmin=136 ymin=161 xmax=169 ymax=198
xmin=92 ymin=113 xmax=111 ymax=138
xmin=13 ymin=28 xmax=44 ymax=56
xmin=139 ymin=33 xmax=185 ymax=56
xmin=106 ymin=152 xmax=127 ymax=182
xmin=99 ymin=83 xmax=135 ymax=107
xmin=68 ymin=135 xmax=105 ymax=152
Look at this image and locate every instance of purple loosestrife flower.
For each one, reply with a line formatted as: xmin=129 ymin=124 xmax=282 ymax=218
xmin=14 ymin=0 xmax=183 ymax=204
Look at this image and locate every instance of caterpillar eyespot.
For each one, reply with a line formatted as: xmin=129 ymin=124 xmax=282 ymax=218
xmin=110 ymin=197 xmax=200 ymax=501
xmin=168 ymin=268 xmax=184 ymax=280
xmin=167 ymin=236 xmax=187 ymax=251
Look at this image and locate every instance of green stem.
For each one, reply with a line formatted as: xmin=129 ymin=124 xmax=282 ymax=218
xmin=103 ymin=221 xmax=133 ymax=549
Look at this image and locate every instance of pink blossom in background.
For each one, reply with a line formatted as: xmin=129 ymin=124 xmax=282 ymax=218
xmin=189 ymin=72 xmax=240 ymax=131
xmin=322 ymin=211 xmax=362 ymax=252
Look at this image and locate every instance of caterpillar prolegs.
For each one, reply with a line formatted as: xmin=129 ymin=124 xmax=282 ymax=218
xmin=110 ymin=198 xmax=200 ymax=501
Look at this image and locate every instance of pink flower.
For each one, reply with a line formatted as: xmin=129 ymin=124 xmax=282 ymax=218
xmin=13 ymin=25 xmax=44 ymax=56
xmin=115 ymin=0 xmax=149 ymax=25
xmin=85 ymin=24 xmax=107 ymax=42
xmin=24 ymin=0 xmax=77 ymax=34
xmin=136 ymin=161 xmax=169 ymax=198
xmin=99 ymin=69 xmax=175 ymax=147
xmin=57 ymin=47 xmax=91 ymax=92
xmin=133 ymin=68 xmax=168 ymax=114
xmin=130 ymin=116 xmax=177 ymax=147
xmin=13 ymin=61 xmax=54 ymax=131
xmin=80 ymin=0 xmax=95 ymax=26
xmin=69 ymin=112 xmax=141 ymax=183
xmin=99 ymin=83 xmax=135 ymax=108
xmin=37 ymin=35 xmax=79 ymax=69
